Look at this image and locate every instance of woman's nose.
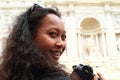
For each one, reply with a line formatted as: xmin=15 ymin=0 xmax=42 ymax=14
xmin=55 ymin=38 xmax=65 ymax=48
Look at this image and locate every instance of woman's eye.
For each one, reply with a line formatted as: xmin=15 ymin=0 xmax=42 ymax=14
xmin=49 ymin=32 xmax=58 ymax=38
xmin=62 ymin=35 xmax=66 ymax=41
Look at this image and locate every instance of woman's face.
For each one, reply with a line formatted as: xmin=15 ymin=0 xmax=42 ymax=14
xmin=34 ymin=14 xmax=66 ymax=62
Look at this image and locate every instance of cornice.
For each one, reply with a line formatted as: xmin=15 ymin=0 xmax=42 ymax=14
xmin=44 ymin=1 xmax=104 ymax=6
xmin=44 ymin=0 xmax=120 ymax=7
xmin=0 ymin=2 xmax=33 ymax=9
xmin=0 ymin=1 xmax=119 ymax=9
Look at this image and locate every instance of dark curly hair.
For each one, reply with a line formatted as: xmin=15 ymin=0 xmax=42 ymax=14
xmin=0 ymin=4 xmax=68 ymax=80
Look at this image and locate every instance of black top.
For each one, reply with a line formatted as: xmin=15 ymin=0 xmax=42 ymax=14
xmin=33 ymin=70 xmax=71 ymax=80
xmin=40 ymin=71 xmax=71 ymax=80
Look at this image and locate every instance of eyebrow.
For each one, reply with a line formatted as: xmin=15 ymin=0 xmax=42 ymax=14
xmin=48 ymin=27 xmax=66 ymax=33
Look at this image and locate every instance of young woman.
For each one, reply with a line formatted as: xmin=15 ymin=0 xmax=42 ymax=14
xmin=0 ymin=4 xmax=105 ymax=80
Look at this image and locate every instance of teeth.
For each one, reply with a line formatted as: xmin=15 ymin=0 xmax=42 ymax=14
xmin=50 ymin=51 xmax=61 ymax=53
xmin=50 ymin=51 xmax=61 ymax=60
xmin=52 ymin=52 xmax=60 ymax=55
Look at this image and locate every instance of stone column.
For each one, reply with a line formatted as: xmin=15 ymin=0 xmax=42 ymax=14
xmin=101 ymin=33 xmax=107 ymax=57
xmin=95 ymin=34 xmax=99 ymax=50
xmin=77 ymin=33 xmax=84 ymax=64
xmin=104 ymin=2 xmax=117 ymax=56
xmin=64 ymin=4 xmax=79 ymax=66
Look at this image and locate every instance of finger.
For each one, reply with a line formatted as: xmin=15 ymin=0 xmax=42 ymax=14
xmin=97 ymin=72 xmax=105 ymax=80
xmin=93 ymin=75 xmax=99 ymax=80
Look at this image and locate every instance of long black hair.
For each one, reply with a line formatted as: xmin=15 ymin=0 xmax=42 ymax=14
xmin=0 ymin=4 xmax=68 ymax=80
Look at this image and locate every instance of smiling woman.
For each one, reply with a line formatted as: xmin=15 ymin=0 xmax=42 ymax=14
xmin=34 ymin=14 xmax=66 ymax=63
xmin=0 ymin=3 xmax=70 ymax=80
xmin=0 ymin=3 xmax=105 ymax=80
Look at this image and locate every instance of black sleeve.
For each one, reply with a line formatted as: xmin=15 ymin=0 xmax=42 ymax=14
xmin=40 ymin=72 xmax=71 ymax=80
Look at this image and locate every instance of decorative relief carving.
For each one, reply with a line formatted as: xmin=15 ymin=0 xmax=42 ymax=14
xmin=114 ymin=14 xmax=120 ymax=25
xmin=116 ymin=34 xmax=120 ymax=54
xmin=83 ymin=35 xmax=102 ymax=66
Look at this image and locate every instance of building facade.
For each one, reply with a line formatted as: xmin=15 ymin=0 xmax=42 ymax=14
xmin=0 ymin=0 xmax=120 ymax=71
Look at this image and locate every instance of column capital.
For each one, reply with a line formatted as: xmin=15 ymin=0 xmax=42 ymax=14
xmin=103 ymin=1 xmax=111 ymax=14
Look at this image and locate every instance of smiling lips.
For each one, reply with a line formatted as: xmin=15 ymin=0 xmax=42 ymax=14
xmin=50 ymin=51 xmax=62 ymax=60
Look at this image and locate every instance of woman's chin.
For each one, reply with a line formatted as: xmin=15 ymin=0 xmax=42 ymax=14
xmin=53 ymin=58 xmax=59 ymax=63
xmin=52 ymin=55 xmax=61 ymax=63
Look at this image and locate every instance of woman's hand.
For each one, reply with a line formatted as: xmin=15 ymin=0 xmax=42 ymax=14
xmin=93 ymin=73 xmax=105 ymax=80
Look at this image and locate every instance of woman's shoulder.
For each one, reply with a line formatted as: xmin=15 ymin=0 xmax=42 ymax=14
xmin=38 ymin=71 xmax=71 ymax=80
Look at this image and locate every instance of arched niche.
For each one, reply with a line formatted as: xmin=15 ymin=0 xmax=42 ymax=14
xmin=80 ymin=17 xmax=100 ymax=30
xmin=79 ymin=17 xmax=103 ymax=66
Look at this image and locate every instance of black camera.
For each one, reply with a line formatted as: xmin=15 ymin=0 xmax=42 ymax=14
xmin=72 ymin=64 xmax=100 ymax=80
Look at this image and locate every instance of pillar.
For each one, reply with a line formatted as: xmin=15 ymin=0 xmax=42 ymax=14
xmin=104 ymin=2 xmax=117 ymax=56
xmin=101 ymin=33 xmax=107 ymax=57
xmin=77 ymin=33 xmax=84 ymax=64
xmin=95 ymin=34 xmax=99 ymax=50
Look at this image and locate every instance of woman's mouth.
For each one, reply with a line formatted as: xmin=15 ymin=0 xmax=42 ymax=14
xmin=50 ymin=51 xmax=62 ymax=60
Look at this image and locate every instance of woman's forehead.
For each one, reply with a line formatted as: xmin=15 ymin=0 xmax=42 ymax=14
xmin=37 ymin=14 xmax=65 ymax=32
xmin=42 ymin=14 xmax=63 ymax=24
